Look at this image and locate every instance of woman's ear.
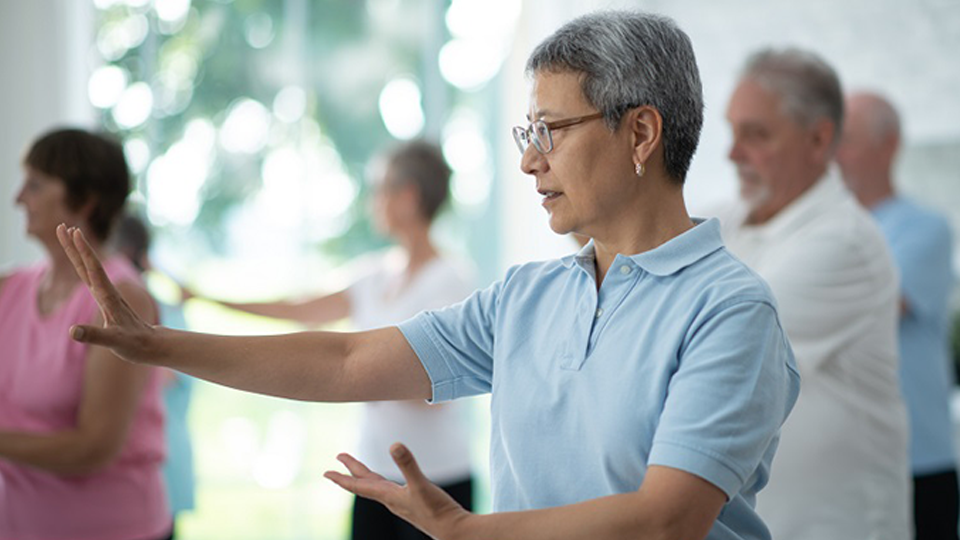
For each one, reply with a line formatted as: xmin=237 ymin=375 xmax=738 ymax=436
xmin=630 ymin=105 xmax=663 ymax=164
xmin=72 ymin=196 xmax=99 ymax=227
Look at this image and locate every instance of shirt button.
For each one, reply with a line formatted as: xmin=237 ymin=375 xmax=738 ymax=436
xmin=619 ymin=265 xmax=632 ymax=275
xmin=596 ymin=307 xmax=604 ymax=318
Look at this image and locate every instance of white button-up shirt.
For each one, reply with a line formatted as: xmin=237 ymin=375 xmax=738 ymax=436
xmin=715 ymin=171 xmax=911 ymax=540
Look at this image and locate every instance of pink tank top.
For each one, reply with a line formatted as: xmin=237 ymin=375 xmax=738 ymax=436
xmin=0 ymin=258 xmax=170 ymax=540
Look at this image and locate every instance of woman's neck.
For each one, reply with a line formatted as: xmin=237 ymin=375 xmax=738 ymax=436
xmin=37 ymin=235 xmax=104 ymax=311
xmin=591 ymin=182 xmax=693 ymax=288
xmin=396 ymin=223 xmax=438 ymax=276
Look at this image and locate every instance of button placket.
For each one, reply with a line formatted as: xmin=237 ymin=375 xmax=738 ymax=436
xmin=584 ymin=261 xmax=641 ymax=358
xmin=559 ymin=274 xmax=597 ymax=371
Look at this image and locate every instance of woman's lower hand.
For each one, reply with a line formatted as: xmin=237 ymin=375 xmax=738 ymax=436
xmin=325 ymin=443 xmax=471 ymax=540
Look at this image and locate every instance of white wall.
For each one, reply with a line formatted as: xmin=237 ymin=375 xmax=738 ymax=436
xmin=0 ymin=1 xmax=94 ymax=272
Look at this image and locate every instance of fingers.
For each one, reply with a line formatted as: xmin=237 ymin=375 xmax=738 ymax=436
xmin=70 ymin=323 xmax=121 ymax=344
xmin=71 ymin=227 xmax=117 ymax=297
xmin=57 ymin=224 xmax=90 ymax=287
xmin=390 ymin=443 xmax=430 ymax=488
xmin=324 ymin=471 xmax=368 ymax=496
xmin=67 ymin=227 xmax=129 ymax=321
xmin=336 ymin=453 xmax=382 ymax=480
xmin=324 ymin=454 xmax=399 ymax=503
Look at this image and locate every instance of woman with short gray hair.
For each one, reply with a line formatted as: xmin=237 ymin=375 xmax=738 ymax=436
xmin=59 ymin=10 xmax=798 ymax=540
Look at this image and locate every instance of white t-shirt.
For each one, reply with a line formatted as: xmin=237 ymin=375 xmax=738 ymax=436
xmin=348 ymin=249 xmax=475 ymax=483
xmin=714 ymin=171 xmax=911 ymax=540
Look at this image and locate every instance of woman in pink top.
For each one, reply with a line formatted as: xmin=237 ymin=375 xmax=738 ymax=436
xmin=0 ymin=129 xmax=170 ymax=540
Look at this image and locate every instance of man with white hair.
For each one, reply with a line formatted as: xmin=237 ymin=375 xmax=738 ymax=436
xmin=837 ymin=91 xmax=958 ymax=540
xmin=718 ymin=49 xmax=911 ymax=540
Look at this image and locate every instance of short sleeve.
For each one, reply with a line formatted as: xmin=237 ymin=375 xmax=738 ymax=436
xmin=398 ymin=278 xmax=502 ymax=402
xmin=649 ymin=299 xmax=799 ymax=499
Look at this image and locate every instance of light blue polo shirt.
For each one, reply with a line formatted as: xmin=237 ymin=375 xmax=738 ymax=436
xmin=873 ymin=197 xmax=957 ymax=475
xmin=398 ymin=218 xmax=800 ymax=540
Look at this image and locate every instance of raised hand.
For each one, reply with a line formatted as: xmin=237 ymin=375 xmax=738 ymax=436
xmin=324 ymin=443 xmax=470 ymax=539
xmin=56 ymin=224 xmax=158 ymax=363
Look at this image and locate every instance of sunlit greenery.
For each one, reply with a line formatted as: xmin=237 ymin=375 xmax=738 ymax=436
xmin=95 ymin=0 xmax=442 ymax=259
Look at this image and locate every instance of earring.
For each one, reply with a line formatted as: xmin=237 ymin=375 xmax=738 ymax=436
xmin=635 ymin=162 xmax=645 ymax=178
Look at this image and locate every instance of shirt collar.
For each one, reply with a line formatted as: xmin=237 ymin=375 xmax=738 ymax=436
xmin=738 ymin=167 xmax=846 ymax=239
xmin=560 ymin=218 xmax=725 ymax=277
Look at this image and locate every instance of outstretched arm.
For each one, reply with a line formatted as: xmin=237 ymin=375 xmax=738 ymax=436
xmin=326 ymin=445 xmax=725 ymax=540
xmin=187 ymin=286 xmax=351 ymax=326
xmin=57 ymin=224 xmax=431 ymax=403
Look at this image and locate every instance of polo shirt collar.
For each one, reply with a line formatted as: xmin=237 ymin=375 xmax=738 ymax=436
xmin=560 ymin=218 xmax=725 ymax=277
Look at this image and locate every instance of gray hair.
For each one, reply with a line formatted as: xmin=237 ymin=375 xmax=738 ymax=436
xmin=525 ymin=11 xmax=704 ymax=184
xmin=741 ymin=48 xmax=844 ymax=147
xmin=385 ymin=140 xmax=451 ymax=222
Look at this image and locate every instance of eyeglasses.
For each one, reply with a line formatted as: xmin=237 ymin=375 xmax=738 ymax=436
xmin=512 ymin=112 xmax=604 ymax=155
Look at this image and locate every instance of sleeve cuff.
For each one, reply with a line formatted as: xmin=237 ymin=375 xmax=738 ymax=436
xmin=648 ymin=440 xmax=745 ymax=500
xmin=397 ymin=315 xmax=458 ymax=403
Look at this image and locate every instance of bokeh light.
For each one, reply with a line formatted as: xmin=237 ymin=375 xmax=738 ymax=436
xmin=438 ymin=39 xmax=504 ymax=92
xmin=439 ymin=0 xmax=520 ymax=91
xmin=244 ymin=12 xmax=274 ymax=49
xmin=273 ymin=86 xmax=307 ymax=124
xmin=378 ymin=76 xmax=424 ymax=140
xmin=219 ymin=98 xmax=271 ymax=154
xmin=260 ymin=147 xmax=307 ymax=228
xmin=112 ymin=81 xmax=154 ymax=128
xmin=303 ymin=143 xmax=358 ymax=231
xmin=443 ymin=108 xmax=492 ymax=208
xmin=123 ymin=137 xmax=151 ymax=174
xmin=88 ymin=64 xmax=128 ymax=109
xmin=252 ymin=411 xmax=305 ymax=490
xmin=96 ymin=14 xmax=149 ymax=61
xmin=159 ymin=48 xmax=200 ymax=91
xmin=155 ymin=0 xmax=191 ymax=23
xmin=147 ymin=118 xmax=215 ymax=226
xmin=220 ymin=417 xmax=260 ymax=472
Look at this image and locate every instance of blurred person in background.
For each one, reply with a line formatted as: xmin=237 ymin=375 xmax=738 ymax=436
xmin=837 ymin=91 xmax=958 ymax=540
xmin=185 ymin=140 xmax=476 ymax=540
xmin=718 ymin=49 xmax=910 ymax=540
xmin=0 ymin=128 xmax=170 ymax=540
xmin=57 ymin=11 xmax=799 ymax=540
xmin=114 ymin=212 xmax=197 ymax=540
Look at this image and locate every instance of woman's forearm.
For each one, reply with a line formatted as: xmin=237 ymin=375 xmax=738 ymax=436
xmin=451 ymin=492 xmax=691 ymax=540
xmin=205 ymin=290 xmax=351 ymax=326
xmin=448 ymin=466 xmax=724 ymax=540
xmin=0 ymin=430 xmax=120 ymax=476
xmin=148 ymin=325 xmax=431 ymax=403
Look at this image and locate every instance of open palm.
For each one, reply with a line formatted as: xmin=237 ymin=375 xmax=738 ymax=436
xmin=56 ymin=224 xmax=157 ymax=362
xmin=325 ymin=443 xmax=470 ymax=539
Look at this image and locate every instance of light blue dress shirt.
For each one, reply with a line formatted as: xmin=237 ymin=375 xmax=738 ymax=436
xmin=399 ymin=218 xmax=800 ymax=540
xmin=873 ymin=197 xmax=957 ymax=475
